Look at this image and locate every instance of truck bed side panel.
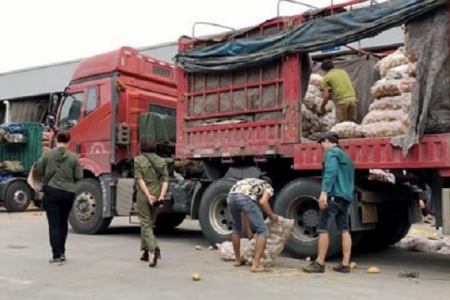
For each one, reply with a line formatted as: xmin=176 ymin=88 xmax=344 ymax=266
xmin=294 ymin=134 xmax=450 ymax=170
xmin=176 ymin=19 xmax=308 ymax=159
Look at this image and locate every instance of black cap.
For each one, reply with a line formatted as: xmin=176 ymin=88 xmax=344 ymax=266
xmin=317 ymin=131 xmax=339 ymax=144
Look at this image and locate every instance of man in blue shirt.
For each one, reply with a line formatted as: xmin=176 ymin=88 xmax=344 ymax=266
xmin=302 ymin=132 xmax=355 ymax=274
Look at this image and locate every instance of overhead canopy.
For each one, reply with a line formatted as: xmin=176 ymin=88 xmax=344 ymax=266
xmin=175 ymin=0 xmax=449 ymax=73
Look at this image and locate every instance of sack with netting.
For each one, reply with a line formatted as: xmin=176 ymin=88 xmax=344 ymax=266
xmin=241 ymin=216 xmax=294 ymax=267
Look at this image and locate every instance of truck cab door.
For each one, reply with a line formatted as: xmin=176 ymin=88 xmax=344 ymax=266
xmin=56 ymin=90 xmax=85 ymax=153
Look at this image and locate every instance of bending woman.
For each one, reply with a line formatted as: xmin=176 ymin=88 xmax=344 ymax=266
xmin=134 ymin=135 xmax=169 ymax=268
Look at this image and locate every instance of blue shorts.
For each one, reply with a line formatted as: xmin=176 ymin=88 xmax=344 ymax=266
xmin=227 ymin=193 xmax=268 ymax=237
xmin=317 ymin=197 xmax=350 ymax=234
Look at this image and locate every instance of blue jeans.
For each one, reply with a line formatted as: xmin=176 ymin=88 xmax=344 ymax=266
xmin=227 ymin=193 xmax=268 ymax=237
xmin=317 ymin=197 xmax=350 ymax=234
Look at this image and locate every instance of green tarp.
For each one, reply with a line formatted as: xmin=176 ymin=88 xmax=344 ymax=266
xmin=138 ymin=113 xmax=176 ymax=144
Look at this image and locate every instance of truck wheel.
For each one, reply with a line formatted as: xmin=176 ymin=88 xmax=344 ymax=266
xmin=69 ymin=179 xmax=112 ymax=235
xmin=4 ymin=181 xmax=32 ymax=212
xmin=377 ymin=210 xmax=411 ymax=246
xmin=198 ymin=178 xmax=237 ymax=245
xmin=273 ymin=178 xmax=341 ymax=258
xmin=357 ymin=207 xmax=411 ymax=251
xmin=155 ymin=213 xmax=186 ymax=232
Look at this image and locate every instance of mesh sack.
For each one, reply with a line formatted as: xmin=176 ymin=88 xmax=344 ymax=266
xmin=309 ymin=73 xmax=324 ymax=88
xmin=361 ymin=121 xmax=407 ymax=138
xmin=241 ymin=216 xmax=294 ymax=267
xmin=216 ymin=239 xmax=249 ymax=261
xmin=330 ymin=122 xmax=364 ymax=139
xmin=398 ymin=79 xmax=416 ymax=93
xmin=371 ymin=79 xmax=402 ymax=99
xmin=374 ymin=48 xmax=410 ymax=77
xmin=368 ymin=94 xmax=412 ymax=112
xmin=362 ymin=109 xmax=407 ymax=125
xmin=385 ymin=64 xmax=416 ymax=80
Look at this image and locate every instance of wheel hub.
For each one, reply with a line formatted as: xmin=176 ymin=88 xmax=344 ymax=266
xmin=303 ymin=209 xmax=319 ymax=227
xmin=13 ymin=190 xmax=28 ymax=205
xmin=288 ymin=196 xmax=320 ymax=241
xmin=209 ymin=195 xmax=233 ymax=235
xmin=74 ymin=192 xmax=96 ymax=222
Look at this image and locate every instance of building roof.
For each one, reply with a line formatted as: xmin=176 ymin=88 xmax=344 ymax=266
xmin=0 ymin=42 xmax=178 ymax=101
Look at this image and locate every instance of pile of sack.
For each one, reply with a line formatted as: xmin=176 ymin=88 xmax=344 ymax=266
xmin=302 ymin=74 xmax=336 ymax=141
xmin=0 ymin=161 xmax=24 ymax=173
xmin=329 ymin=47 xmax=418 ymax=140
xmin=368 ymin=169 xmax=395 ymax=184
xmin=216 ymin=216 xmax=294 ymax=267
xmin=396 ymin=229 xmax=450 ymax=255
xmin=361 ymin=47 xmax=417 ymax=138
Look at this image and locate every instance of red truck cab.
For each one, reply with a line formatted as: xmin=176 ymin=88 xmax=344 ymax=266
xmin=48 ymin=47 xmax=179 ymax=233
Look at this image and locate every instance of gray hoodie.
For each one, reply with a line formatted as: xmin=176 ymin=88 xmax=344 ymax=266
xmin=36 ymin=147 xmax=83 ymax=193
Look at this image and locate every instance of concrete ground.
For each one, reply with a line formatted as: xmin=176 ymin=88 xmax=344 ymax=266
xmin=1 ymin=211 xmax=450 ymax=300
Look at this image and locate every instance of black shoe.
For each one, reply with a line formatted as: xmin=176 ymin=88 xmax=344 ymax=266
xmin=149 ymin=247 xmax=161 ymax=268
xmin=332 ymin=263 xmax=350 ymax=273
xmin=140 ymin=251 xmax=149 ymax=262
xmin=302 ymin=261 xmax=325 ymax=273
xmin=61 ymin=254 xmax=66 ymax=262
xmin=49 ymin=258 xmax=63 ymax=266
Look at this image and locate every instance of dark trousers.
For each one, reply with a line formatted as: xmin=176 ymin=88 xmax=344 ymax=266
xmin=43 ymin=186 xmax=75 ymax=259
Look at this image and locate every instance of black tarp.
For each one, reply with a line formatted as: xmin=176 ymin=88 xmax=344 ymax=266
xmin=392 ymin=8 xmax=450 ymax=154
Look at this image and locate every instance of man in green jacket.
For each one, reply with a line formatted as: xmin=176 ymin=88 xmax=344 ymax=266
xmin=302 ymin=131 xmax=355 ymax=274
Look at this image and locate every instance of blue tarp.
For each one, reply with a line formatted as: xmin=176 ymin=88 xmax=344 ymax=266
xmin=175 ymin=0 xmax=448 ymax=73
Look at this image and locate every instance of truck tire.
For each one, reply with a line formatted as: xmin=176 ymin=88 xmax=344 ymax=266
xmin=377 ymin=209 xmax=411 ymax=247
xmin=198 ymin=178 xmax=237 ymax=245
xmin=357 ymin=205 xmax=411 ymax=251
xmin=4 ymin=180 xmax=32 ymax=212
xmin=69 ymin=179 xmax=112 ymax=235
xmin=155 ymin=213 xmax=186 ymax=232
xmin=273 ymin=178 xmax=341 ymax=258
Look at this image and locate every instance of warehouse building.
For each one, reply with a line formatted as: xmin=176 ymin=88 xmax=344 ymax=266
xmin=0 ymin=42 xmax=178 ymax=124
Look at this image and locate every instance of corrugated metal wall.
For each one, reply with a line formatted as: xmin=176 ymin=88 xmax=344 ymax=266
xmin=0 ymin=42 xmax=178 ymax=101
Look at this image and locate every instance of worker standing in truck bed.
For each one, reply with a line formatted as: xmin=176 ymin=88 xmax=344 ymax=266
xmin=318 ymin=59 xmax=357 ymax=123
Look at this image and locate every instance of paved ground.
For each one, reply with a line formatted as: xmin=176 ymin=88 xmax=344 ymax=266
xmin=1 ymin=211 xmax=450 ymax=300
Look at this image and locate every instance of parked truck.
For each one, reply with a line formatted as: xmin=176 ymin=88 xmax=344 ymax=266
xmin=45 ymin=0 xmax=449 ymax=258
xmin=0 ymin=122 xmax=50 ymax=211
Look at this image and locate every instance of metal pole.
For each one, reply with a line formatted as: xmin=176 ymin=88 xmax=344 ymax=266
xmin=192 ymin=22 xmax=235 ymax=38
xmin=442 ymin=188 xmax=450 ymax=235
xmin=277 ymin=0 xmax=318 ymax=17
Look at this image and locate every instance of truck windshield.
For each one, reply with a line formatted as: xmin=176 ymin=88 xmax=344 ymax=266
xmin=57 ymin=92 xmax=84 ymax=130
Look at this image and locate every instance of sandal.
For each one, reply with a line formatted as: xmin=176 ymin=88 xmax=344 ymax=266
xmin=250 ymin=266 xmax=266 ymax=273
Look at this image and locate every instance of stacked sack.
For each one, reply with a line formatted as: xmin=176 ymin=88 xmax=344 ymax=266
xmin=361 ymin=47 xmax=417 ymax=138
xmin=302 ymin=74 xmax=336 ymax=141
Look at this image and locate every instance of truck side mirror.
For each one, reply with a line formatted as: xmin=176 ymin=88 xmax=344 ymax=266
xmin=48 ymin=93 xmax=62 ymax=114
xmin=46 ymin=115 xmax=56 ymax=128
